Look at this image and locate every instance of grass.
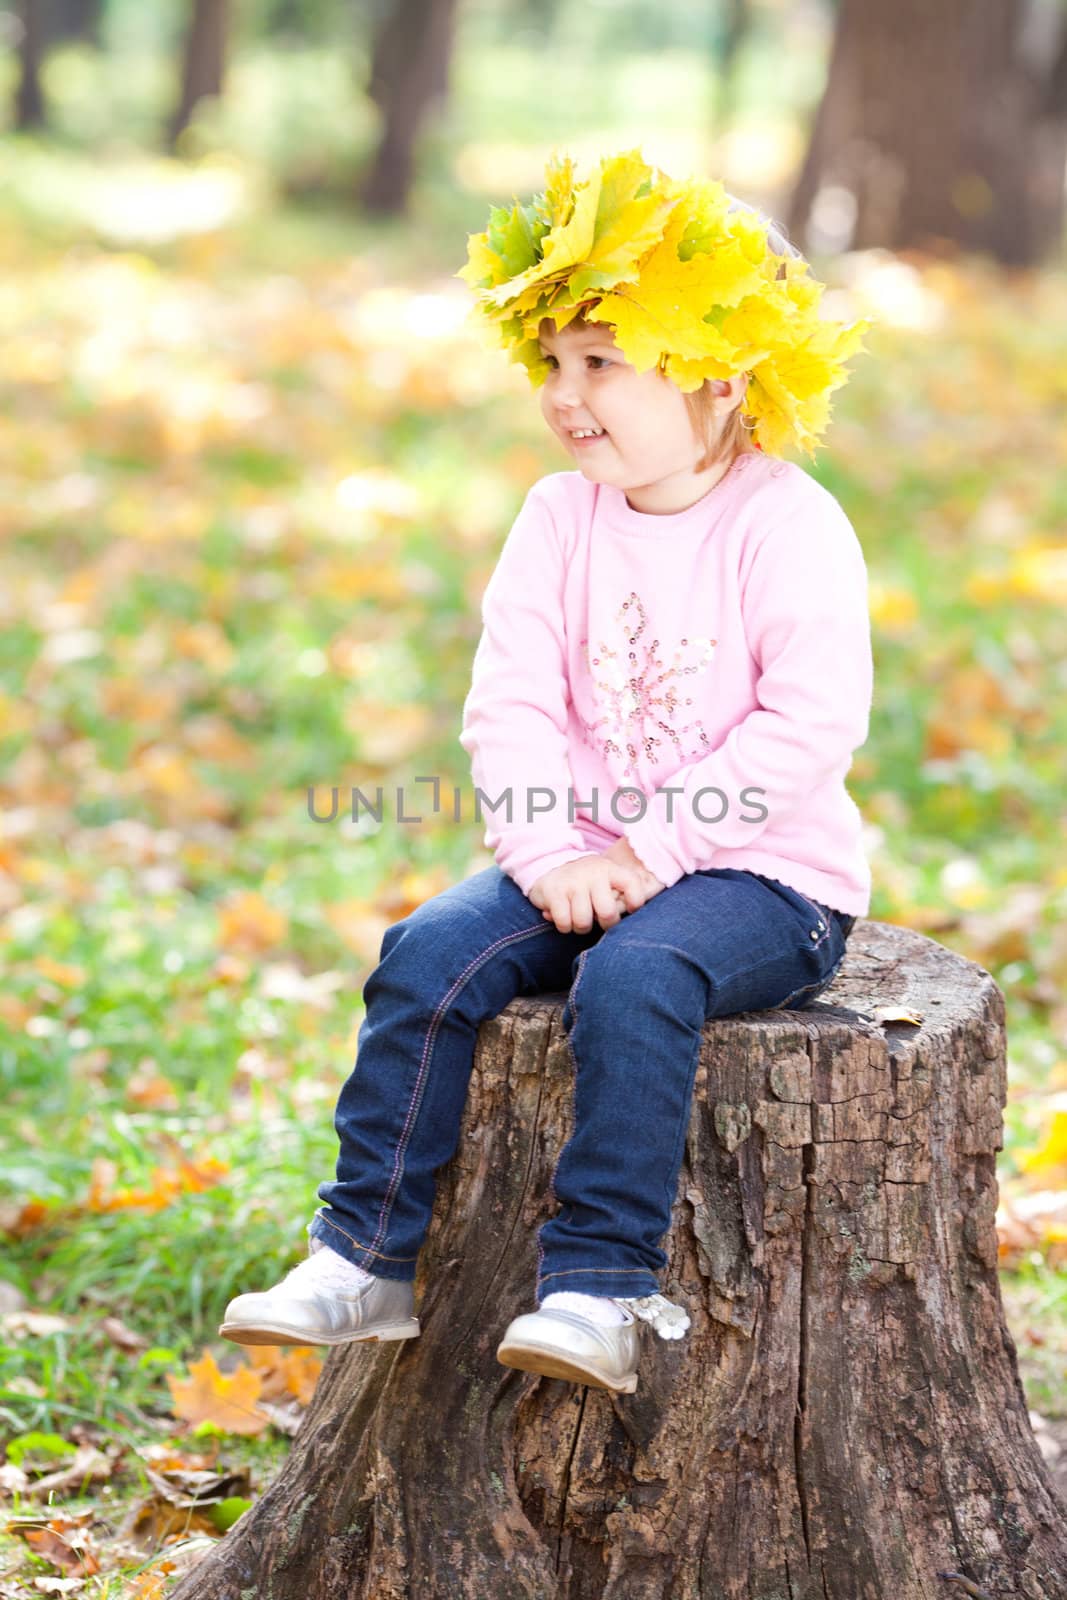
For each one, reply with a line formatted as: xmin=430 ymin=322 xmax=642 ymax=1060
xmin=1 ymin=24 xmax=1066 ymax=1593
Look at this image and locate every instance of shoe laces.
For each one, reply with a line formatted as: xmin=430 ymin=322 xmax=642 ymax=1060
xmin=615 ymin=1292 xmax=691 ymax=1340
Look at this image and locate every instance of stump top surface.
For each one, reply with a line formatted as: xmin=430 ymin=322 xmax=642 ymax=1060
xmin=503 ymin=918 xmax=1004 ymax=1059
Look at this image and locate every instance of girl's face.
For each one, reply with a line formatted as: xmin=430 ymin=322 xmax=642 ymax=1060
xmin=536 ymin=316 xmax=748 ymax=514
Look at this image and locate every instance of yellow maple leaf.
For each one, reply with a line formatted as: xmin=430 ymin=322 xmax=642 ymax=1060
xmin=484 ymin=159 xmax=604 ymax=309
xmin=868 ymin=582 xmax=918 ymax=632
xmin=249 ymin=1344 xmax=323 ymax=1407
xmin=1009 ymin=543 xmax=1067 ymax=605
xmin=538 ymin=148 xmax=577 ymax=227
xmin=588 ymin=201 xmax=763 ymax=376
xmin=1019 ymin=1106 xmax=1067 ymax=1177
xmin=566 ymin=150 xmax=679 ymax=302
xmin=745 ymin=368 xmax=799 ymax=458
xmin=167 ymin=1351 xmax=269 ymax=1436
xmin=457 ymin=229 xmax=503 ymax=290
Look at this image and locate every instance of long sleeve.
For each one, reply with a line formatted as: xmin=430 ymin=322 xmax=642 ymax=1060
xmin=623 ymin=493 xmax=873 ymax=889
xmin=459 ymin=483 xmax=595 ymax=897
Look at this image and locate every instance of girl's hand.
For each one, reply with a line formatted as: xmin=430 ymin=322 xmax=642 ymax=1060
xmin=527 ymin=856 xmax=641 ymax=934
xmin=600 ymin=836 xmax=665 ymax=905
xmin=527 ymin=840 xmax=663 ymax=934
xmin=528 ymin=878 xmax=627 ymax=918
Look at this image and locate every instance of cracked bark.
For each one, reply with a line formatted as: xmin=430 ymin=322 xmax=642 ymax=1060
xmin=171 ymin=921 xmax=1067 ymax=1600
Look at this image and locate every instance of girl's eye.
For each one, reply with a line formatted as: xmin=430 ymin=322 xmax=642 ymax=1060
xmin=541 ymin=354 xmax=611 ymax=370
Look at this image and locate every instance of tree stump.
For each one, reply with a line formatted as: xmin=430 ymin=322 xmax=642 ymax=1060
xmin=172 ymin=920 xmax=1067 ymax=1600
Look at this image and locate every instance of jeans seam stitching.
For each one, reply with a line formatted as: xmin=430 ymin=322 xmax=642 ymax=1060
xmin=538 ymin=943 xmax=591 ymax=1291
xmin=312 ymin=1208 xmax=418 ymax=1263
xmin=780 ymin=944 xmax=847 ymax=1008
xmin=366 ymin=919 xmax=550 ymax=1260
xmin=660 ymin=1033 xmax=704 ymax=1238
xmin=539 ymin=1266 xmax=653 ymax=1283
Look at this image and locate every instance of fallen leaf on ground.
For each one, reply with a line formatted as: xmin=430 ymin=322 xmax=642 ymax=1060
xmin=1018 ymin=1100 xmax=1067 ymax=1178
xmin=100 ymin=1314 xmax=149 ymax=1352
xmin=1 ymin=1310 xmax=73 ymax=1338
xmin=127 ymin=1575 xmax=170 ymax=1600
xmin=248 ymin=1344 xmax=322 ymax=1405
xmin=166 ymin=1351 xmax=268 ymax=1435
xmin=117 ymin=1495 xmax=220 ymax=1554
xmin=0 ymin=1281 xmax=27 ymax=1315
xmin=16 ymin=1518 xmax=100 ymax=1578
xmin=143 ymin=1462 xmax=251 ymax=1507
xmin=0 ymin=1463 xmax=29 ymax=1496
xmin=23 ymin=1447 xmax=112 ymax=1499
xmin=87 ymin=1154 xmax=229 ymax=1213
xmin=872 ymin=1005 xmax=924 ymax=1025
xmin=254 ymin=1397 xmax=306 ymax=1436
xmin=217 ymin=889 xmax=288 ymax=953
xmin=0 ymin=1200 xmax=52 ymax=1237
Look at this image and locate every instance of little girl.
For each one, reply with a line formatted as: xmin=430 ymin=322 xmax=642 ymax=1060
xmin=220 ymin=148 xmax=874 ymax=1396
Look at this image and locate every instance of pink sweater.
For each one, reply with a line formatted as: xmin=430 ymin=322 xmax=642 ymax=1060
xmin=459 ymin=450 xmax=873 ymax=916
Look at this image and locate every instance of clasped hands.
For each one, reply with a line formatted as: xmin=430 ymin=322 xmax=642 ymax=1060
xmin=526 ymin=837 xmax=666 ymax=935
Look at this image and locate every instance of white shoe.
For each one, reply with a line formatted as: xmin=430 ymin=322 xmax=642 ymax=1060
xmin=219 ymin=1246 xmax=420 ymax=1348
xmin=496 ymin=1301 xmax=642 ymax=1394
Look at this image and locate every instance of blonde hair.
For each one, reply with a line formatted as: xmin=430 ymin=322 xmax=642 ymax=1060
xmin=682 ymin=378 xmax=760 ymax=473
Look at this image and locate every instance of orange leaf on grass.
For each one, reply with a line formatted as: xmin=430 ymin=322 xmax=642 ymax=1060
xmin=0 ymin=994 xmax=33 ymax=1029
xmin=176 ymin=1155 xmax=230 ymax=1192
xmin=249 ymin=1344 xmax=323 ymax=1406
xmin=128 ymin=1573 xmax=171 ymax=1600
xmin=87 ymin=1154 xmax=229 ymax=1213
xmin=125 ymin=1061 xmax=181 ymax=1109
xmin=323 ymin=901 xmax=392 ymax=963
xmin=33 ymin=956 xmax=88 ymax=988
xmin=377 ymin=869 xmax=455 ymax=920
xmin=22 ymin=1518 xmax=101 ymax=1577
xmin=217 ymin=889 xmax=289 ymax=954
xmin=0 ymin=1198 xmax=51 ymax=1236
xmin=167 ymin=1351 xmax=269 ymax=1436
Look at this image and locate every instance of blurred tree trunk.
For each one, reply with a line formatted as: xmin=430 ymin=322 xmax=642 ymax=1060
xmin=12 ymin=0 xmax=104 ymax=131
xmin=167 ymin=0 xmax=231 ymax=153
xmin=359 ymin=0 xmax=459 ymax=216
xmin=519 ymin=0 xmax=562 ymax=41
xmin=14 ymin=0 xmax=47 ymax=129
xmin=51 ymin=0 xmax=103 ymax=46
xmin=265 ymin=0 xmax=309 ymax=39
xmin=708 ymin=0 xmax=753 ymax=146
xmin=787 ymin=0 xmax=1067 ymax=266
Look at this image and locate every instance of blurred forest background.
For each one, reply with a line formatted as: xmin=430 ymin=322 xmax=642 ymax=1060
xmin=1 ymin=0 xmax=1067 ymax=1592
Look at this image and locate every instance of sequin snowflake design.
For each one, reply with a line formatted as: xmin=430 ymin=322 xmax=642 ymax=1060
xmin=578 ymin=593 xmax=717 ymax=783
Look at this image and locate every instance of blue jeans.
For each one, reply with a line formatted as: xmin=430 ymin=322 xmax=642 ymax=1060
xmin=309 ymin=865 xmax=855 ymax=1304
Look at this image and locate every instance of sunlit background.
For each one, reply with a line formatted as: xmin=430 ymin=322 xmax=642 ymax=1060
xmin=1 ymin=0 xmax=1066 ymax=1587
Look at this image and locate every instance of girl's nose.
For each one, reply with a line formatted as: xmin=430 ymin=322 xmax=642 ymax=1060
xmin=552 ymin=373 xmax=585 ymax=407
